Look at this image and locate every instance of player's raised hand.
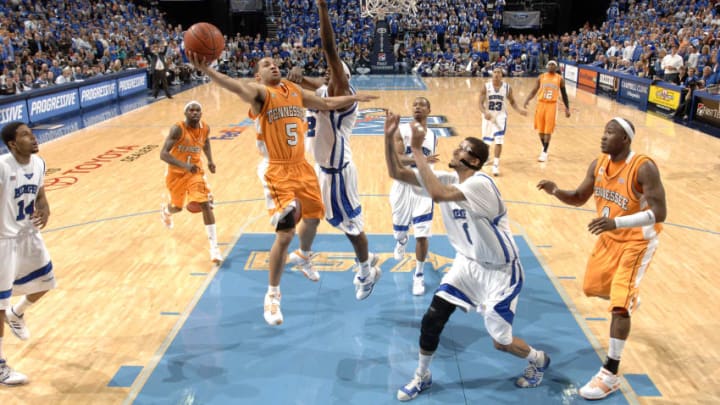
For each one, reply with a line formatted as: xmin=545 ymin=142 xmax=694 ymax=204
xmin=384 ymin=110 xmax=400 ymax=138
xmin=186 ymin=51 xmax=209 ymax=70
xmin=410 ymin=122 xmax=426 ymax=151
xmin=427 ymin=154 xmax=440 ymax=164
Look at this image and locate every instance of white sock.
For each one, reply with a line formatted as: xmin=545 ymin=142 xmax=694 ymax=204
xmin=358 ymin=260 xmax=371 ymax=278
xmin=268 ymin=286 xmax=280 ymax=296
xmin=205 ymin=224 xmax=217 ymax=249
xmin=493 ymin=157 xmax=500 ymax=167
xmin=13 ymin=296 xmax=33 ymax=316
xmin=417 ymin=352 xmax=433 ymax=375
xmin=300 ymin=249 xmax=312 ymax=258
xmin=525 ymin=347 xmax=543 ymax=364
xmin=415 ymin=261 xmax=425 ymax=276
xmin=608 ymin=338 xmax=626 ymax=360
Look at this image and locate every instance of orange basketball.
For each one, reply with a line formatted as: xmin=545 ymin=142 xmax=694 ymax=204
xmin=183 ymin=22 xmax=225 ymax=62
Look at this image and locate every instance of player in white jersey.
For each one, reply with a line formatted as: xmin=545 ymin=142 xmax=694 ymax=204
xmin=286 ymin=0 xmax=380 ymax=300
xmin=479 ymin=67 xmax=527 ymax=176
xmin=0 ymin=122 xmax=58 ymax=386
xmin=388 ymin=97 xmax=438 ymax=295
xmin=383 ymin=112 xmax=550 ymax=401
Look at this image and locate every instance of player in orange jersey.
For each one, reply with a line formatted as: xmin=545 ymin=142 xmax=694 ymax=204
xmin=523 ymin=60 xmax=571 ymax=162
xmin=160 ymin=101 xmax=222 ymax=264
xmin=537 ymin=117 xmax=667 ymax=401
xmin=187 ymin=53 xmax=377 ymax=326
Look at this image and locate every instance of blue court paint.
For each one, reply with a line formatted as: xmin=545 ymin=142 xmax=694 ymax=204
xmin=351 ymin=74 xmax=427 ymax=90
xmin=130 ymin=234 xmax=634 ymax=405
xmin=160 ymin=312 xmax=180 ymax=316
xmin=190 ymin=273 xmax=209 ymax=276
xmin=586 ymin=317 xmax=608 ymax=321
xmin=108 ymin=365 xmax=143 ymax=387
xmin=624 ymin=374 xmax=661 ymax=397
xmin=558 ymin=276 xmax=577 ymax=280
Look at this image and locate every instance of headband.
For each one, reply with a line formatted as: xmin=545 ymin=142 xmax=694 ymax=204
xmin=185 ymin=100 xmax=202 ymax=111
xmin=612 ymin=117 xmax=634 ymax=139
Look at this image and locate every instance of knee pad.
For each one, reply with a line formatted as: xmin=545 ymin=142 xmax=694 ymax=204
xmin=419 ymin=296 xmax=456 ymax=352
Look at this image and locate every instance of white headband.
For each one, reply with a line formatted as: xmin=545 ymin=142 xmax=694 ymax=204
xmin=612 ymin=117 xmax=634 ymax=140
xmin=185 ymin=100 xmax=202 ymax=111
xmin=546 ymin=60 xmax=558 ymax=67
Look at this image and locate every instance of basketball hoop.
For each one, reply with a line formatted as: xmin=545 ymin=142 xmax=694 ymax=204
xmin=361 ymin=0 xmax=418 ymax=19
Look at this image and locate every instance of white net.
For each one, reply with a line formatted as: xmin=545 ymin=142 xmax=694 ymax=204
xmin=361 ymin=0 xmax=418 ymax=18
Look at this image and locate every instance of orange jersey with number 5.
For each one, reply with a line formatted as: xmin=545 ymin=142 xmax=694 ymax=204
xmin=249 ymin=80 xmax=306 ymax=163
xmin=537 ymin=72 xmax=562 ymax=103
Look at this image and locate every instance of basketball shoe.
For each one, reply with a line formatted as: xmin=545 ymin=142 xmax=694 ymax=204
xmin=515 ymin=351 xmax=551 ymax=388
xmin=397 ymin=369 xmax=432 ymax=401
xmin=288 ymin=250 xmax=319 ymax=282
xmin=263 ymin=292 xmax=283 ymax=326
xmin=0 ymin=360 xmax=27 ymax=386
xmin=578 ymin=367 xmax=621 ymax=400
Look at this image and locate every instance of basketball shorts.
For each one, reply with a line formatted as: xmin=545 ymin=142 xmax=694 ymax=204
xmin=584 ymin=233 xmax=658 ymax=313
xmin=0 ymin=231 xmax=57 ymax=310
xmin=259 ymin=159 xmax=324 ymax=226
xmin=435 ymin=254 xmax=524 ymax=345
xmin=316 ymin=161 xmax=364 ymax=235
xmin=166 ymin=171 xmax=213 ymax=209
xmin=482 ymin=113 xmax=508 ymax=145
xmin=390 ymin=180 xmax=433 ymax=239
xmin=534 ymin=102 xmax=558 ymax=134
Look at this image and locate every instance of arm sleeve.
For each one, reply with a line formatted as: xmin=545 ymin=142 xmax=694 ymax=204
xmin=561 ymin=85 xmax=569 ymax=108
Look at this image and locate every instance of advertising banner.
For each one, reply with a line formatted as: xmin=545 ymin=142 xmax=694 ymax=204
xmin=564 ymin=64 xmax=578 ymax=84
xmin=80 ymin=80 xmax=118 ymax=109
xmin=647 ymin=84 xmax=682 ymax=116
xmin=693 ymin=93 xmax=720 ymax=127
xmin=617 ymin=77 xmax=650 ymax=110
xmin=502 ymin=11 xmax=541 ymax=29
xmin=598 ymin=72 xmax=619 ymax=98
xmin=578 ymin=67 xmax=598 ymax=93
xmin=27 ymin=89 xmax=79 ymax=123
xmin=0 ymin=99 xmax=29 ymax=125
xmin=117 ymin=72 xmax=148 ymax=97
xmin=370 ymin=19 xmax=395 ymax=73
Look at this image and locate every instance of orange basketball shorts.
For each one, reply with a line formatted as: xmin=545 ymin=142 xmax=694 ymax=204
xmin=583 ymin=233 xmax=658 ymax=312
xmin=166 ymin=171 xmax=212 ymax=209
xmin=534 ymin=102 xmax=558 ymax=134
xmin=260 ymin=160 xmax=324 ymax=223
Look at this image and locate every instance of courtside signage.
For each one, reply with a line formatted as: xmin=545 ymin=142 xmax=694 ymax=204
xmin=117 ymin=72 xmax=147 ymax=97
xmin=80 ymin=81 xmax=118 ymax=108
xmin=27 ymin=89 xmax=79 ymax=123
xmin=0 ymin=100 xmax=28 ymax=125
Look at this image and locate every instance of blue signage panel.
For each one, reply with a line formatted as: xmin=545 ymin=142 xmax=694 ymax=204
xmin=27 ymin=89 xmax=80 ymax=123
xmin=0 ymin=99 xmax=29 ymax=125
xmin=79 ymin=80 xmax=118 ymax=108
xmin=117 ymin=72 xmax=148 ymax=97
xmin=617 ymin=77 xmax=650 ymax=111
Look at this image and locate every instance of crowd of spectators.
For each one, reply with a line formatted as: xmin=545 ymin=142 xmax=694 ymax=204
xmin=5 ymin=0 xmax=720 ymax=99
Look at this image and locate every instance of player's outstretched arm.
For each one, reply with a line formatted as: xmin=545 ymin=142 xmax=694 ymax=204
xmin=187 ymin=52 xmax=264 ymax=110
xmin=384 ymin=111 xmax=421 ymax=186
xmin=317 ymin=0 xmax=351 ymax=96
xmin=302 ymin=88 xmax=377 ymax=111
xmin=537 ymin=159 xmax=597 ymax=206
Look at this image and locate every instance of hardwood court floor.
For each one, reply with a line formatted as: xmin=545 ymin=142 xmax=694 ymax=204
xmin=1 ymin=77 xmax=718 ymax=404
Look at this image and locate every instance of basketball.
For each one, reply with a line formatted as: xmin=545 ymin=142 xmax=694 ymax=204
xmin=183 ymin=22 xmax=225 ymax=62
